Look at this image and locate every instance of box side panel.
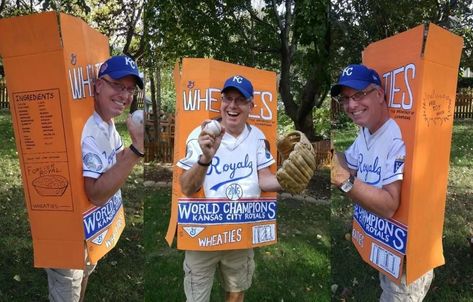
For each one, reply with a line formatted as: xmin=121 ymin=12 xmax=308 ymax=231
xmin=404 ymin=25 xmax=463 ymax=283
xmin=4 ymin=51 xmax=86 ymax=269
xmin=0 ymin=12 xmax=62 ymax=58
xmin=363 ymin=24 xmax=463 ymax=284
xmin=1 ymin=12 xmax=113 ymax=268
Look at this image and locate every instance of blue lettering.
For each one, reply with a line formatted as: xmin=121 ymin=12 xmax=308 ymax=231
xmin=208 ymin=154 xmax=253 ymax=191
xmin=358 ymin=154 xmax=382 ymax=185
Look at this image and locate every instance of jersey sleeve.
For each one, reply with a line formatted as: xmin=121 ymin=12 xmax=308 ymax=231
xmin=256 ymin=138 xmax=275 ymax=170
xmin=382 ymin=138 xmax=406 ymax=185
xmin=113 ymin=127 xmax=124 ymax=152
xmin=344 ymin=137 xmax=360 ymax=171
xmin=177 ymin=139 xmax=202 ymax=170
xmin=82 ymin=136 xmax=107 ymax=179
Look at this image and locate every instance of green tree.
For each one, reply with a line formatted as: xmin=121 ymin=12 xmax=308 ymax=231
xmin=0 ymin=0 xmax=144 ymax=60
xmin=330 ymin=0 xmax=473 ymax=73
xmin=144 ymin=0 xmax=331 ymax=140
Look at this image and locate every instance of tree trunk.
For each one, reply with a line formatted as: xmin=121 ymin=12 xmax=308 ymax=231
xmin=155 ymin=66 xmax=162 ymax=162
xmin=149 ymin=68 xmax=158 ymax=161
xmin=129 ymin=95 xmax=138 ymax=113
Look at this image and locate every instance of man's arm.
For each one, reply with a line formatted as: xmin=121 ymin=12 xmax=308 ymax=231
xmin=258 ymin=167 xmax=282 ymax=192
xmin=179 ymin=160 xmax=209 ymax=196
xmin=347 ymin=179 xmax=401 ymax=218
xmin=331 ymin=151 xmax=400 ymax=218
xmin=179 ymin=123 xmax=225 ymax=196
xmin=84 ymin=115 xmax=144 ymax=206
xmin=84 ymin=148 xmax=142 ymax=206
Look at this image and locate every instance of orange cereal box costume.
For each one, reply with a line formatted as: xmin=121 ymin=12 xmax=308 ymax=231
xmin=165 ymin=58 xmax=279 ymax=250
xmin=350 ymin=23 xmax=463 ymax=284
xmin=0 ymin=12 xmax=125 ymax=269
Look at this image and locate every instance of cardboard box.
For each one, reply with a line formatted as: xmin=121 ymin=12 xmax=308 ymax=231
xmin=0 ymin=12 xmax=125 ymax=269
xmin=350 ymin=23 xmax=463 ymax=284
xmin=165 ymin=58 xmax=279 ymax=250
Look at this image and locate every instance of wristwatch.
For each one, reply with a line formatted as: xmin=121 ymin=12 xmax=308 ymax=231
xmin=339 ymin=175 xmax=355 ymax=193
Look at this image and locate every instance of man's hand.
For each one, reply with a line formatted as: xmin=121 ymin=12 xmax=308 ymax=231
xmin=198 ymin=119 xmax=225 ymax=164
xmin=331 ymin=151 xmax=351 ymax=187
xmin=331 ymin=150 xmax=400 ymax=218
xmin=126 ymin=114 xmax=144 ymax=152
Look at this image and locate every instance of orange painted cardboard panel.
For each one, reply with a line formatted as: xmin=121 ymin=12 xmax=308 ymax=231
xmin=0 ymin=12 xmax=124 ymax=268
xmin=166 ymin=58 xmax=278 ymax=250
xmin=355 ymin=23 xmax=463 ymax=284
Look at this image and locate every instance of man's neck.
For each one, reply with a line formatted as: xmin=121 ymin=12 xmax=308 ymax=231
xmin=368 ymin=113 xmax=390 ymax=134
xmin=94 ymin=107 xmax=112 ymax=124
xmin=224 ymin=124 xmax=245 ymax=138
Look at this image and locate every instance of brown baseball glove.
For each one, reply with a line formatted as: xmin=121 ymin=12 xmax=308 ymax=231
xmin=276 ymin=131 xmax=316 ymax=194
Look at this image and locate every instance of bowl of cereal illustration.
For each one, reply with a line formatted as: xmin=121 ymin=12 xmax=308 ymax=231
xmin=32 ymin=175 xmax=68 ymax=196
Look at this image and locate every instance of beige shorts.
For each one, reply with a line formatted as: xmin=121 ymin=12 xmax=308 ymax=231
xmin=379 ymin=269 xmax=434 ymax=302
xmin=45 ymin=262 xmax=96 ymax=302
xmin=183 ymin=249 xmax=255 ymax=302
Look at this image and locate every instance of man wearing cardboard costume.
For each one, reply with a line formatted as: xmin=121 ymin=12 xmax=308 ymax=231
xmin=177 ymin=75 xmax=282 ymax=302
xmin=331 ymin=64 xmax=433 ymax=301
xmin=45 ymin=55 xmax=144 ymax=302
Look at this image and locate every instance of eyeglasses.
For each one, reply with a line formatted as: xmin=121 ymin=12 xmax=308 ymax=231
xmin=101 ymin=77 xmax=139 ymax=96
xmin=333 ymin=88 xmax=377 ymax=106
xmin=221 ymin=95 xmax=249 ymax=106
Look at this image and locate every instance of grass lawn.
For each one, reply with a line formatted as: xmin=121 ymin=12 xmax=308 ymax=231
xmin=144 ymin=170 xmax=331 ymax=301
xmin=0 ymin=110 xmax=144 ymax=301
xmin=331 ymin=120 xmax=473 ymax=301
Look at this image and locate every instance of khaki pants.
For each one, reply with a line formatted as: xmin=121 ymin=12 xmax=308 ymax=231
xmin=380 ymin=270 xmax=434 ymax=302
xmin=45 ymin=248 xmax=96 ymax=302
xmin=183 ymin=249 xmax=255 ymax=302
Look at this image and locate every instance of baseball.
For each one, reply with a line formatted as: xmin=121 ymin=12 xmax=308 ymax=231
xmin=203 ymin=120 xmax=221 ymax=136
xmin=131 ymin=109 xmax=144 ymax=125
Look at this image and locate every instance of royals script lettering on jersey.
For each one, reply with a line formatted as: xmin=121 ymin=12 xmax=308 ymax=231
xmin=178 ymin=123 xmax=274 ymax=199
xmin=345 ymin=118 xmax=405 ymax=188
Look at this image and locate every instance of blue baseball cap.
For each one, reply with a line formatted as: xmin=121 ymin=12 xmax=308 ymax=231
xmin=330 ymin=64 xmax=381 ymax=97
xmin=221 ymin=75 xmax=254 ymax=100
xmin=98 ymin=55 xmax=144 ymax=89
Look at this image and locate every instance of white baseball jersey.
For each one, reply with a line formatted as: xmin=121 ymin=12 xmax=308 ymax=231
xmin=177 ymin=123 xmax=275 ymax=199
xmin=344 ymin=118 xmax=405 ymax=188
xmin=81 ymin=111 xmax=123 ymax=188
xmin=81 ymin=112 xmax=125 ymax=245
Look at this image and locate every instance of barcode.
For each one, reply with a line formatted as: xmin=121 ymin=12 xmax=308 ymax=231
xmin=252 ymin=224 xmax=276 ymax=244
xmin=370 ymin=243 xmax=401 ymax=278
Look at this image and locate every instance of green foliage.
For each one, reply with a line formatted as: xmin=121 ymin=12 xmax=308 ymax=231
xmin=330 ymin=0 xmax=473 ymax=79
xmin=0 ymin=0 xmax=144 ymax=59
xmin=458 ymin=77 xmax=473 ymax=89
xmin=314 ymin=99 xmax=331 ymax=139
xmin=160 ymin=67 xmax=177 ymax=113
xmin=143 ymin=0 xmax=330 ymax=139
xmin=332 ymin=108 xmax=358 ymax=131
xmin=277 ymin=105 xmax=295 ymax=135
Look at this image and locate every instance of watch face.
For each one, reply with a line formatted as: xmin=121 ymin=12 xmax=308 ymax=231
xmin=340 ymin=179 xmax=353 ymax=193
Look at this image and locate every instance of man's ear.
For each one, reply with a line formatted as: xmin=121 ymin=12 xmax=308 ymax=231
xmin=377 ymin=87 xmax=385 ymax=103
xmin=249 ymin=101 xmax=255 ymax=109
xmin=94 ymin=78 xmax=103 ymax=95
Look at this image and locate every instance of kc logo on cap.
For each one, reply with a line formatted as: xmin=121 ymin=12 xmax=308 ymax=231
xmin=98 ymin=55 xmax=143 ymax=89
xmin=342 ymin=66 xmax=354 ymax=76
xmin=221 ymin=75 xmax=254 ymax=100
xmin=232 ymin=75 xmax=244 ymax=83
xmin=330 ymin=64 xmax=381 ymax=97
